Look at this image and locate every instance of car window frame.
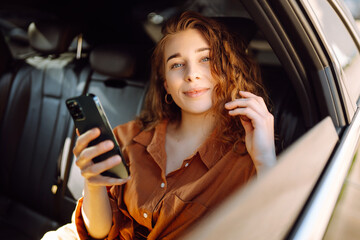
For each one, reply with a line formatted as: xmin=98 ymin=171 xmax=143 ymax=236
xmin=266 ymin=0 xmax=348 ymax=129
xmin=300 ymin=0 xmax=360 ymax=122
xmin=240 ymin=0 xmax=350 ymax=130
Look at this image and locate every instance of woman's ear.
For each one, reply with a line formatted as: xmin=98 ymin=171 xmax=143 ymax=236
xmin=164 ymin=80 xmax=168 ymax=92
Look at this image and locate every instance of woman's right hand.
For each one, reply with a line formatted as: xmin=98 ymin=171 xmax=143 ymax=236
xmin=73 ymin=128 xmax=127 ymax=238
xmin=73 ymin=128 xmax=129 ymax=188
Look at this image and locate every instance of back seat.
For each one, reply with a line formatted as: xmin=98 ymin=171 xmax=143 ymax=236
xmin=0 ymin=15 xmax=151 ymax=237
xmin=0 ymin=20 xmax=91 ymax=240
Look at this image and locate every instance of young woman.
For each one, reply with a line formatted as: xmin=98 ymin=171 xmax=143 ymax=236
xmin=53 ymin=11 xmax=276 ymax=239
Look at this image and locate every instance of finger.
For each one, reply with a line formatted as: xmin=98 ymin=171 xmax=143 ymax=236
xmin=225 ymin=98 xmax=258 ymax=109
xmin=239 ymin=91 xmax=267 ymax=109
xmin=225 ymin=98 xmax=266 ymax=118
xmin=81 ymin=154 xmax=121 ymax=178
xmin=76 ymin=140 xmax=114 ymax=169
xmin=227 ymin=105 xmax=255 ymax=134
xmin=228 ymin=107 xmax=264 ymax=128
xmin=229 ymin=107 xmax=273 ymax=125
xmin=225 ymin=98 xmax=247 ymax=109
xmin=87 ymin=175 xmax=130 ymax=186
xmin=73 ymin=128 xmax=101 ymax=157
xmin=240 ymin=117 xmax=254 ymax=134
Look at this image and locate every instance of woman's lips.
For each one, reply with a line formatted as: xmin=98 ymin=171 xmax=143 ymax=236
xmin=183 ymin=88 xmax=210 ymax=98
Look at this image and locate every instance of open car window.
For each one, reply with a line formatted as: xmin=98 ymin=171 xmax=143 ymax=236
xmin=183 ymin=116 xmax=338 ymax=240
xmin=302 ymin=0 xmax=360 ymax=119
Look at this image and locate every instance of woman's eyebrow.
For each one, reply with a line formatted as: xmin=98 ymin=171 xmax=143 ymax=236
xmin=166 ymin=47 xmax=210 ymax=63
xmin=196 ymin=47 xmax=210 ymax=53
xmin=166 ymin=53 xmax=180 ymax=63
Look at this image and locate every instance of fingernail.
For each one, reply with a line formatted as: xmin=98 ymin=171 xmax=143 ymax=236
xmin=105 ymin=140 xmax=113 ymax=148
xmin=113 ymin=155 xmax=121 ymax=163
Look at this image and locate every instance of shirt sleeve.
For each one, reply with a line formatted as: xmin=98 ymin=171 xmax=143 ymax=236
xmin=73 ymin=197 xmax=89 ymax=239
xmin=73 ymin=186 xmax=126 ymax=239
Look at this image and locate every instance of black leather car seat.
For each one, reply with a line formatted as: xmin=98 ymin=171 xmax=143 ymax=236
xmin=0 ymin=21 xmax=91 ymax=240
xmin=260 ymin=64 xmax=306 ymax=153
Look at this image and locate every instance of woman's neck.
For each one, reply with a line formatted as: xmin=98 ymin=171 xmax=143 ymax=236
xmin=164 ymin=111 xmax=216 ymax=175
xmin=169 ymin=111 xmax=216 ymax=141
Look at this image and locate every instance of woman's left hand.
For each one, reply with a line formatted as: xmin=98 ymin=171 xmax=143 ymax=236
xmin=225 ymin=91 xmax=276 ymax=174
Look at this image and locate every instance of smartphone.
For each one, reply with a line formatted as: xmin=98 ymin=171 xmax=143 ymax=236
xmin=65 ymin=93 xmax=129 ymax=179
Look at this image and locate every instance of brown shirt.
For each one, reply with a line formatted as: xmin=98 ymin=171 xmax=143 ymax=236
xmin=74 ymin=120 xmax=256 ymax=239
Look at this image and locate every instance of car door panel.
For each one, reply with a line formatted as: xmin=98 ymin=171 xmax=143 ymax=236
xmin=290 ymin=108 xmax=360 ymax=239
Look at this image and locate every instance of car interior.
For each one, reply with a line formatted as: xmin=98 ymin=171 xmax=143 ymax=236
xmin=0 ymin=0 xmax=308 ymax=239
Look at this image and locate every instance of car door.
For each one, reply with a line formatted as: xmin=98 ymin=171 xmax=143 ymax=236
xmin=287 ymin=0 xmax=360 ymax=239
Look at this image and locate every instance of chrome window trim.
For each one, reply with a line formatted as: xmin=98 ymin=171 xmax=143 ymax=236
xmin=290 ymin=108 xmax=360 ymax=239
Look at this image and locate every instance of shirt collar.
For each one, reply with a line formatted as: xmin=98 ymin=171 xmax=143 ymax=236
xmin=133 ymin=121 xmax=168 ymax=173
xmin=132 ymin=120 xmax=167 ymax=147
xmin=132 ymin=120 xmax=232 ymax=170
xmin=197 ymin=130 xmax=232 ymax=169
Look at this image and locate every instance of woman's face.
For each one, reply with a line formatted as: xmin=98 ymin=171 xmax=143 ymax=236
xmin=163 ymin=29 xmax=215 ymax=116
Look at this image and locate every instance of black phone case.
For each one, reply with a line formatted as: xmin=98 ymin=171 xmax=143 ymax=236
xmin=65 ymin=93 xmax=129 ymax=179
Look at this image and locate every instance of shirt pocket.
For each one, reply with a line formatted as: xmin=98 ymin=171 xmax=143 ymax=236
xmin=172 ymin=194 xmax=208 ymax=219
xmin=157 ymin=194 xmax=208 ymax=239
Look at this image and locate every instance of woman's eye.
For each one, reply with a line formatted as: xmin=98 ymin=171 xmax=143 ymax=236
xmin=201 ymin=57 xmax=210 ymax=62
xmin=171 ymin=63 xmax=183 ymax=69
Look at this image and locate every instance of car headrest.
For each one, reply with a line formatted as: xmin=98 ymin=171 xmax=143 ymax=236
xmin=212 ymin=17 xmax=257 ymax=46
xmin=0 ymin=18 xmax=29 ymax=46
xmin=0 ymin=31 xmax=13 ymax=74
xmin=89 ymin=45 xmax=138 ymax=79
xmin=28 ymin=21 xmax=78 ymax=55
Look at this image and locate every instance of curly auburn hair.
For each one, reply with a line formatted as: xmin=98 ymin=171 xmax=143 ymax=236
xmin=137 ymin=11 xmax=269 ymax=147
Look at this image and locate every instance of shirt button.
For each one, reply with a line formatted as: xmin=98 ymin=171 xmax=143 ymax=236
xmin=160 ymin=182 xmax=165 ymax=188
xmin=143 ymin=212 xmax=148 ymax=218
xmin=185 ymin=163 xmax=189 ymax=167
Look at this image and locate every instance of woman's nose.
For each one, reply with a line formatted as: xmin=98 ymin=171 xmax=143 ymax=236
xmin=185 ymin=64 xmax=200 ymax=82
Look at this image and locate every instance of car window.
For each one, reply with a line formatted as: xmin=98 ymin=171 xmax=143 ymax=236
xmin=304 ymin=0 xmax=360 ymax=111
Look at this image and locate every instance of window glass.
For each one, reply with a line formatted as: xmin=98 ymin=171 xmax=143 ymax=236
xmin=306 ymin=0 xmax=360 ymax=107
xmin=343 ymin=0 xmax=360 ymax=19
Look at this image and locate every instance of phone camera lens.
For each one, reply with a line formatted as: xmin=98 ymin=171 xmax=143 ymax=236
xmin=67 ymin=101 xmax=84 ymax=120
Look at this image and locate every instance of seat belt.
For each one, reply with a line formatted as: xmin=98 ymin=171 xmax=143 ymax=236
xmin=53 ymin=34 xmax=93 ymax=220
